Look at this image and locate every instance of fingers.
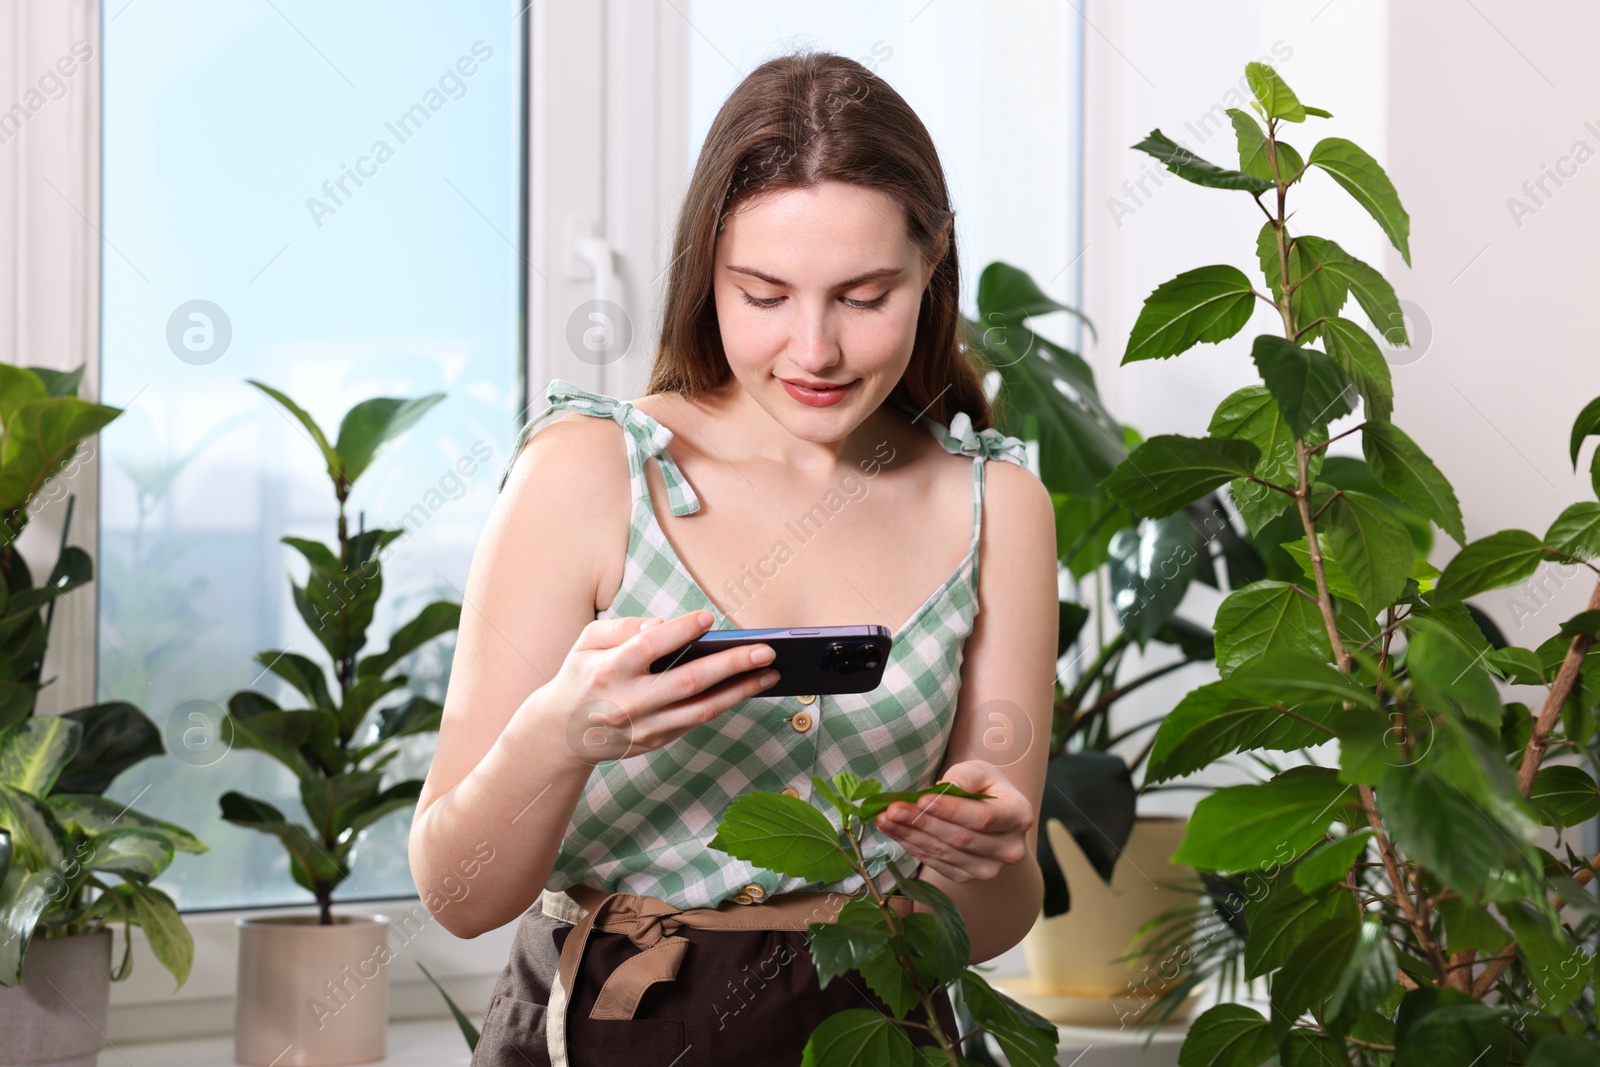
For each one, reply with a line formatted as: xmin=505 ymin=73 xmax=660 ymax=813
xmin=633 ymin=665 xmax=781 ymax=744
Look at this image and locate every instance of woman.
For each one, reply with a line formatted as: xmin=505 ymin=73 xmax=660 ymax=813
xmin=410 ymin=49 xmax=1059 ymax=1066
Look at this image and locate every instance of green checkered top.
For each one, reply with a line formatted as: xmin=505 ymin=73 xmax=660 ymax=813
xmin=499 ymin=377 xmax=1031 ymax=909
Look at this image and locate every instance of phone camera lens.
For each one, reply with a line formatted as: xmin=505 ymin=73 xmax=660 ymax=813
xmin=820 ymin=640 xmax=885 ymax=676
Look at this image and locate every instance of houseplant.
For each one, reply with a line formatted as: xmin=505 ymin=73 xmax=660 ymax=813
xmin=1103 ymin=60 xmax=1600 ymax=1061
xmin=0 ymin=362 xmax=208 ymax=1067
xmin=219 ymin=381 xmax=460 ymax=1066
xmin=712 ymin=771 xmax=1060 ymax=1066
xmin=967 ymin=263 xmax=1274 ymax=1023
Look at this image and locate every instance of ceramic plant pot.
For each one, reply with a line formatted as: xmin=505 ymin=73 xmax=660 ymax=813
xmin=235 ymin=913 xmax=392 ymax=1066
xmin=0 ymin=929 xmax=112 ymax=1067
xmin=1004 ymin=816 xmax=1200 ymax=1027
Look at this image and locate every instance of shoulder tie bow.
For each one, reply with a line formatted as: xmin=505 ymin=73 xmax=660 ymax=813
xmin=499 ymin=378 xmax=703 ymax=515
xmin=931 ymin=410 xmax=1032 ymax=467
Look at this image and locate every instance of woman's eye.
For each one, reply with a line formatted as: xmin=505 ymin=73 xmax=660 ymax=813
xmin=737 ymin=291 xmax=890 ymax=311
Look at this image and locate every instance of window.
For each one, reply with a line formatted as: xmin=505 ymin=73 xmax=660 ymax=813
xmin=98 ymin=1 xmax=525 ymax=911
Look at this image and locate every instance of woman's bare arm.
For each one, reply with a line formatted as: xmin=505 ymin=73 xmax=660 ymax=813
xmin=407 ymin=416 xmax=626 ymax=939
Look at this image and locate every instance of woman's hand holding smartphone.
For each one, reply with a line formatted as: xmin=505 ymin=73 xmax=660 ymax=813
xmin=537 ymin=610 xmax=780 ymax=766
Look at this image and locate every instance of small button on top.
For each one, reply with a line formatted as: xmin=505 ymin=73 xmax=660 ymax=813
xmin=731 ymin=892 xmax=754 ymax=905
xmin=791 ymin=710 xmax=814 ymax=733
xmin=743 ymin=883 xmax=766 ymax=900
xmin=781 ymin=786 xmax=800 ymax=798
xmin=796 ymin=694 xmax=817 ymax=705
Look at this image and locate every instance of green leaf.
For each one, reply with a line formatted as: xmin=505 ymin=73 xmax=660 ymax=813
xmin=1530 ymin=765 xmax=1600 ymax=829
xmin=1227 ymin=649 xmax=1380 ymax=712
xmin=1326 ymin=918 xmax=1397 ymax=1022
xmin=1308 ymin=138 xmax=1412 ymax=265
xmin=1362 ymin=421 xmax=1465 ymax=546
xmin=1131 ymin=129 xmax=1272 ymax=194
xmin=1107 ymin=516 xmax=1198 ymax=642
xmin=1209 ymin=386 xmax=1325 ymax=535
xmin=1146 ymin=680 xmax=1331 ymax=785
xmin=1122 ymin=266 xmax=1257 ymax=364
xmin=1321 ymin=318 xmax=1394 ymax=422
xmin=218 ymin=791 xmax=345 ymax=896
xmin=1324 ymin=489 xmax=1427 ymax=614
xmin=1545 ymin=501 xmax=1600 ymax=559
xmin=1249 ymin=335 xmax=1354 ymax=438
xmin=1526 ymin=1036 xmax=1600 ymax=1067
xmin=1435 ymin=529 xmax=1558 ymax=602
xmin=0 ymin=715 xmax=82 ymax=794
xmin=1394 ymin=988 xmax=1510 ymax=1067
xmin=1568 ymin=395 xmax=1600 ymax=469
xmin=1292 ymin=829 xmax=1373 ymax=892
xmin=417 ymin=961 xmax=480 ymax=1053
xmin=48 ymin=793 xmax=207 ymax=853
xmin=1501 ymin=901 xmax=1587 ymax=1015
xmin=1259 ymin=229 xmax=1348 ymax=345
xmin=974 ymin=260 xmax=1097 ymax=342
xmin=28 ymin=365 xmax=85 ymax=398
xmin=334 ymin=394 xmax=446 ymax=488
xmin=806 ymin=898 xmax=893 ymax=988
xmin=1300 ymin=241 xmax=1408 ymax=347
xmin=85 ymin=827 xmax=176 ymax=883
xmin=1484 ymin=646 xmax=1546 ymax=685
xmin=254 ymin=652 xmax=335 ymax=712
xmin=858 ymin=913 xmax=936 ymax=1017
xmin=357 ymin=601 xmax=461 ymax=680
xmin=0 ymin=365 xmax=48 ymax=429
xmin=341 ymin=779 xmax=423 ymax=839
xmin=247 ymin=380 xmax=341 ymax=488
xmin=375 ymin=696 xmax=444 ymax=743
xmin=1281 ymin=535 xmax=1363 ymax=605
xmin=1436 ymin=897 xmax=1509 ymax=954
xmin=956 ymin=971 xmax=1059 ymax=1066
xmin=1175 ymin=769 xmax=1352 ymax=871
xmin=799 ymin=1008 xmax=916 ymax=1067
xmin=1212 ymin=581 xmax=1331 ymax=678
xmin=123 ymin=882 xmax=193 ymax=990
xmin=1376 ymin=767 xmax=1537 ymax=897
xmin=1244 ymin=874 xmax=1358 ymax=979
xmin=1177 ymin=1003 xmax=1273 ymax=1067
xmin=1405 ymin=625 xmax=1503 ymax=727
xmin=888 ymin=866 xmax=970 ymax=985
xmin=0 ymin=784 xmax=71 ymax=871
xmin=56 ymin=701 xmax=164 ymax=795
xmin=1269 ymin=914 xmax=1360 ymax=1039
xmin=0 ymin=868 xmax=57 ymax=986
xmin=708 ymin=792 xmax=855 ymax=882
xmin=0 ymin=397 xmax=123 ymax=520
xmin=1245 ymin=62 xmax=1307 ymax=122
xmin=1099 ymin=435 xmax=1260 ymax=519
xmin=300 ymin=771 xmax=382 ymax=843
xmin=1228 ymin=109 xmax=1304 ymax=185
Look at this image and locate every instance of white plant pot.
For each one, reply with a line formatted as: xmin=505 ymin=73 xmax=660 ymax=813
xmin=1003 ymin=816 xmax=1199 ymax=1027
xmin=235 ymin=913 xmax=391 ymax=1067
xmin=0 ymin=929 xmax=112 ymax=1067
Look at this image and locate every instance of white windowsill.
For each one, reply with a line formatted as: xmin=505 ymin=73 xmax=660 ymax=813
xmin=106 ymin=896 xmax=517 ymax=1044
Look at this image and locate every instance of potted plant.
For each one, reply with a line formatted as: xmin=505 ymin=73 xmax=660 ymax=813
xmin=0 ymin=363 xmax=208 ymax=1067
xmin=966 ymin=264 xmax=1274 ymax=1024
xmin=219 ymin=382 xmax=460 ymax=1067
xmin=1103 ymin=61 xmax=1600 ymax=1060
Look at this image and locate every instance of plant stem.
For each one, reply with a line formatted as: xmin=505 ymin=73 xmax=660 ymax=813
xmin=1516 ymin=577 xmax=1600 ymax=797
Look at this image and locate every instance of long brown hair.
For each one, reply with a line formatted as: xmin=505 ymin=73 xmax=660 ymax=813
xmin=645 ymin=49 xmax=999 ymax=432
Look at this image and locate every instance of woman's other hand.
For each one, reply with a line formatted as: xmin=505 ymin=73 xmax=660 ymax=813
xmin=872 ymin=759 xmax=1035 ymax=883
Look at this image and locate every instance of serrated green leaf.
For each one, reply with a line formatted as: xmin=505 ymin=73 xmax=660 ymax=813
xmin=1245 ymin=62 xmax=1306 ymax=122
xmin=709 ymin=793 xmax=854 ymax=882
xmin=1131 ymin=128 xmax=1272 ymax=194
xmin=1362 ymin=420 xmax=1465 ymax=546
xmin=1099 ymin=435 xmax=1260 ymax=519
xmin=1308 ymin=138 xmax=1412 ymax=265
xmin=1249 ymin=335 xmax=1354 ymax=438
xmin=1122 ymin=266 xmax=1257 ymax=364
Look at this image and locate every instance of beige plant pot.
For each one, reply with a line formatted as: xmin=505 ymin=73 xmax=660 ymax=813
xmin=0 ymin=929 xmax=112 ymax=1067
xmin=1002 ymin=816 xmax=1198 ymax=1027
xmin=235 ymin=914 xmax=391 ymax=1067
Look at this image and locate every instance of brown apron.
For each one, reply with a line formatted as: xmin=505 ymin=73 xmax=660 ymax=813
xmin=472 ymin=884 xmax=962 ymax=1066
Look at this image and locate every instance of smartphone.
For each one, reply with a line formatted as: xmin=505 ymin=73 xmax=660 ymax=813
xmin=648 ymin=625 xmax=892 ymax=697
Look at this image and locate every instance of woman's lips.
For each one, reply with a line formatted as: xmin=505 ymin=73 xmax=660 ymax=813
xmin=780 ymin=377 xmax=857 ymax=407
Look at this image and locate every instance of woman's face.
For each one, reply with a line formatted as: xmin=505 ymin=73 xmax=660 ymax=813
xmin=711 ymin=180 xmax=937 ymax=438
